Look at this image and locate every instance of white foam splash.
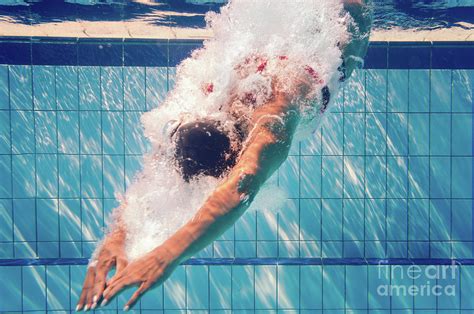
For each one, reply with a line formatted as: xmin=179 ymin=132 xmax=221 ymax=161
xmin=107 ymin=0 xmax=351 ymax=261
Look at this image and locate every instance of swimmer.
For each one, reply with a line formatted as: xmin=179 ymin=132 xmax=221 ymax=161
xmin=76 ymin=0 xmax=372 ymax=311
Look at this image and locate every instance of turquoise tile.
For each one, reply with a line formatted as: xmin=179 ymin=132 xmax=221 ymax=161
xmin=145 ymin=67 xmax=167 ymax=110
xmin=408 ymin=70 xmax=429 ymax=112
xmin=23 ymin=266 xmax=47 ymax=311
xmin=300 ymin=266 xmax=322 ymax=309
xmin=11 ymin=110 xmax=34 ymax=154
xmin=346 ymin=266 xmax=368 ymax=310
xmin=255 ymin=266 xmax=276 ymax=310
xmin=452 ymin=70 xmax=473 ymax=113
xmin=387 ymin=70 xmax=408 ymax=112
xmin=278 ymin=241 xmax=299 ymax=258
xmin=33 ymin=66 xmax=56 ymax=110
xmin=124 ymin=67 xmax=145 ymax=110
xmin=13 ymin=198 xmax=36 ymax=242
xmin=186 ymin=265 xmax=208 ymax=310
xmin=278 ymin=156 xmax=299 ymax=198
xmin=322 ymin=241 xmax=342 ymax=258
xmin=408 ymin=241 xmax=429 ymax=258
xmin=0 ymin=65 xmax=9 ymax=109
xmin=232 ymin=265 xmax=254 ymax=310
xmin=141 ymin=284 xmax=163 ymax=310
xmin=235 ymin=211 xmax=256 ymax=241
xmin=12 ymin=154 xmax=35 ymax=197
xmin=366 ymin=113 xmax=386 ymax=155
xmin=344 ymin=241 xmax=364 ymax=258
xmin=257 ymin=241 xmax=277 ymax=258
xmin=300 ymin=155 xmax=321 ymax=198
xmin=0 ymin=111 xmax=10 ymax=154
xmin=368 ymin=265 xmax=390 ymax=309
xmin=322 ymin=199 xmax=342 ymax=241
xmin=343 ymin=199 xmax=364 ymax=241
xmin=390 ymin=265 xmax=413 ymax=310
xmin=300 ymin=199 xmax=321 ymax=241
xmin=321 ymin=156 xmax=342 ymax=198
xmin=35 ymin=111 xmax=57 ymax=153
xmin=452 ymin=199 xmax=472 ymax=241
xmin=300 ymin=128 xmax=321 ymax=155
xmin=343 ymin=155 xmax=364 ymax=198
xmin=164 ymin=266 xmax=186 ymax=309
xmin=299 ymin=240 xmax=320 ymax=257
xmin=0 ymin=199 xmax=13 ymax=242
xmin=344 ymin=69 xmax=365 ymax=113
xmin=429 ymin=198 xmax=450 ymax=241
xmin=56 ymin=66 xmax=78 ymax=110
xmin=0 ymin=154 xmax=11 ymax=198
xmin=46 ymin=265 xmax=70 ymax=311
xmin=102 ymin=111 xmax=124 ymax=154
xmin=125 ymin=111 xmax=149 ymax=154
xmin=0 ymin=266 xmax=21 ymax=311
xmin=365 ymin=199 xmax=386 ymax=241
xmin=81 ymin=198 xmax=103 ymax=241
xmin=386 ymin=241 xmax=407 ymax=258
xmin=387 ymin=113 xmax=408 ymax=156
xmin=79 ymin=110 xmax=101 ymax=154
xmin=235 ymin=241 xmax=256 ymax=258
xmin=37 ymin=198 xmax=59 ymax=241
xmin=78 ymin=66 xmax=100 ymax=110
xmin=277 ymin=265 xmax=299 ymax=310
xmin=408 ymin=199 xmax=429 ymax=241
xmin=429 ymin=156 xmax=450 ymax=198
xmin=209 ymin=266 xmax=231 ymax=310
xmin=408 ymin=156 xmax=429 ymax=198
xmin=60 ymin=242 xmax=81 ymax=258
xmin=256 ymin=210 xmax=277 ymax=241
xmin=430 ymin=70 xmax=452 ymax=112
xmin=452 ymin=157 xmax=472 ymax=198
xmin=408 ymin=113 xmax=429 ymax=155
xmin=460 ymin=266 xmax=474 ymax=309
xmin=343 ymin=113 xmax=364 ymax=155
xmin=430 ymin=113 xmax=451 ymax=155
xmin=10 ymin=65 xmax=33 ymax=110
xmin=365 ymin=156 xmax=386 ymax=198
xmin=452 ymin=113 xmax=472 ymax=156
xmin=58 ymin=155 xmax=80 ymax=198
xmin=366 ymin=69 xmax=387 ymax=112
xmin=322 ymin=112 xmax=343 ymax=155
xmin=213 ymin=240 xmax=234 ymax=258
xmin=14 ymin=241 xmax=37 ymax=258
xmin=365 ymin=241 xmax=386 ymax=258
xmin=322 ymin=266 xmax=344 ymax=310
xmin=278 ymin=199 xmax=299 ymax=241
xmin=438 ymin=263 xmax=460 ymax=309
xmin=57 ymin=111 xmax=79 ymax=154
xmin=101 ymin=67 xmax=123 ymax=110
xmin=80 ymin=155 xmax=102 ymax=198
xmin=413 ymin=266 xmax=437 ymax=309
xmin=452 ymin=241 xmax=473 ymax=258
xmin=387 ymin=199 xmax=407 ymax=241
xmin=36 ymin=154 xmax=58 ymax=197
xmin=103 ymin=155 xmax=125 ymax=198
xmin=387 ymin=156 xmax=408 ymax=198
xmin=430 ymin=241 xmax=450 ymax=258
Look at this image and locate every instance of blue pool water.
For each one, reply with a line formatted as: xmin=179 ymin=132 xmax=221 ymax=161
xmin=0 ymin=39 xmax=473 ymax=312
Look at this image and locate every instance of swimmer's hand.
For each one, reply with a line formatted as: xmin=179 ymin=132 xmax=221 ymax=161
xmin=100 ymin=245 xmax=178 ymax=311
xmin=76 ymin=227 xmax=128 ymax=311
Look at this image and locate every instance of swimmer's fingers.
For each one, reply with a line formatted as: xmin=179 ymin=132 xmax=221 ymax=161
xmin=123 ymin=281 xmax=151 ymax=310
xmin=91 ymin=258 xmax=115 ymax=309
xmin=76 ymin=266 xmax=96 ymax=311
xmin=102 ymin=275 xmax=133 ymax=305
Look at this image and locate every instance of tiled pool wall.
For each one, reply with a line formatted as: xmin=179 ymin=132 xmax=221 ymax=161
xmin=0 ymin=39 xmax=473 ymax=312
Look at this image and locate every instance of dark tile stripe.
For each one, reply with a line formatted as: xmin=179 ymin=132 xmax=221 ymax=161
xmin=0 ymin=38 xmax=473 ymax=68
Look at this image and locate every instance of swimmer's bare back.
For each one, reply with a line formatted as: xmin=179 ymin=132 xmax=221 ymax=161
xmin=76 ymin=1 xmax=372 ymax=311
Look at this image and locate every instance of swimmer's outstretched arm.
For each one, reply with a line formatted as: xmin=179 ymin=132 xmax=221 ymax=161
xmin=100 ymin=92 xmax=299 ymax=310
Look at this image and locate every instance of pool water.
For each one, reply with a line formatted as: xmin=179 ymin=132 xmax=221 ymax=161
xmin=0 ymin=39 xmax=473 ymax=312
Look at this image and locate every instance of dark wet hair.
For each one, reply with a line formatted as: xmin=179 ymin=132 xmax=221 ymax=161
xmin=174 ymin=120 xmax=238 ymax=181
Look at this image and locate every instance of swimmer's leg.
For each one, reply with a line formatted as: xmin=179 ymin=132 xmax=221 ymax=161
xmin=340 ymin=0 xmax=373 ymax=79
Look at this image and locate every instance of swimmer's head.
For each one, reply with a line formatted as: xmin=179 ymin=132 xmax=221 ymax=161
xmin=174 ymin=120 xmax=238 ymax=181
